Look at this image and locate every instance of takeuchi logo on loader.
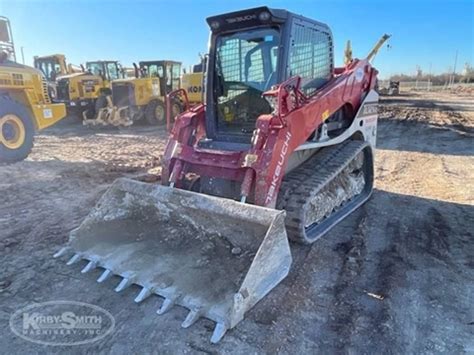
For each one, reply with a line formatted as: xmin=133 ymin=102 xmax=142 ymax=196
xmin=9 ymin=301 xmax=115 ymax=346
xmin=266 ymin=131 xmax=292 ymax=205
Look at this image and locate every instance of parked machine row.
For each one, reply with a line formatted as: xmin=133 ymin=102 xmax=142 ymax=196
xmin=35 ymin=55 xmax=205 ymax=126
xmin=0 ymin=15 xmax=205 ymax=163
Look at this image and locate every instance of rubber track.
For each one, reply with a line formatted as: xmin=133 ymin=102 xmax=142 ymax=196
xmin=277 ymin=140 xmax=371 ymax=244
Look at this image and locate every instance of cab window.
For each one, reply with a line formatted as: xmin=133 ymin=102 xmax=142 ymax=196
xmin=107 ymin=63 xmax=119 ymax=80
xmin=171 ymin=64 xmax=181 ymax=90
xmin=145 ymin=64 xmax=164 ymax=78
xmin=289 ymin=21 xmax=333 ymax=95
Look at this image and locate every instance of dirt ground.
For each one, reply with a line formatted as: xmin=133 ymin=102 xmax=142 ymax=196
xmin=1 ymin=90 xmax=473 ymax=353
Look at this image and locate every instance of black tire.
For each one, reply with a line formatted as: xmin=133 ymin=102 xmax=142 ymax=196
xmin=47 ymin=84 xmax=56 ymax=101
xmin=65 ymin=106 xmax=84 ymax=123
xmin=95 ymin=95 xmax=108 ymax=112
xmin=82 ymin=106 xmax=95 ymax=120
xmin=171 ymin=101 xmax=183 ymax=121
xmin=0 ymin=96 xmax=35 ymax=164
xmin=145 ymin=100 xmax=165 ymax=125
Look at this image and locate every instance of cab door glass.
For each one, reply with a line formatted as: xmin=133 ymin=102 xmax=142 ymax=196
xmin=165 ymin=65 xmax=173 ymax=92
xmin=172 ymin=64 xmax=181 ymax=90
xmin=157 ymin=66 xmax=164 ymax=77
xmin=107 ymin=63 xmax=119 ymax=81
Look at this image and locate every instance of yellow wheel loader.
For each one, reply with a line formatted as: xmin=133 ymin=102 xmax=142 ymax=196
xmin=0 ymin=17 xmax=66 ymax=163
xmin=55 ymin=60 xmax=122 ymax=119
xmin=33 ymin=54 xmax=82 ymax=100
xmin=84 ymin=60 xmax=183 ymax=126
xmin=34 ymin=54 xmax=68 ymax=81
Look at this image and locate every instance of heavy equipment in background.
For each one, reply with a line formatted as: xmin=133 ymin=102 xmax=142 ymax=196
xmin=376 ymin=79 xmax=400 ymax=96
xmin=33 ymin=54 xmax=83 ymax=81
xmin=122 ymin=66 xmax=136 ymax=78
xmin=83 ymin=60 xmax=183 ymax=126
xmin=0 ymin=16 xmax=66 ymax=163
xmin=34 ymin=54 xmax=68 ymax=82
xmin=56 ymin=7 xmax=388 ymax=343
xmin=55 ymin=60 xmax=122 ymax=119
xmin=181 ymin=55 xmax=207 ymax=106
xmin=33 ymin=54 xmax=82 ymax=100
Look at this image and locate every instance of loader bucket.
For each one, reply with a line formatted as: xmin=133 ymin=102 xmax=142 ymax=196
xmin=55 ymin=178 xmax=291 ymax=343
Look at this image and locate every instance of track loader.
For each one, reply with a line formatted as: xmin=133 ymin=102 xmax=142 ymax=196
xmin=56 ymin=7 xmax=387 ymax=343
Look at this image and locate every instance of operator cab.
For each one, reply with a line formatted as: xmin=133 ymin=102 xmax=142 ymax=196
xmin=204 ymin=7 xmax=334 ymax=147
xmin=0 ymin=16 xmax=15 ymax=62
xmin=34 ymin=56 xmax=66 ymax=81
xmin=139 ymin=60 xmax=182 ymax=95
xmin=86 ymin=61 xmax=121 ymax=81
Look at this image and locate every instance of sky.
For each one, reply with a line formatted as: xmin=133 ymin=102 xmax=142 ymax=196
xmin=1 ymin=0 xmax=473 ymax=79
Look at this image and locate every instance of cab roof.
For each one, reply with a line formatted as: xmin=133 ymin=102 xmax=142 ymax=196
xmin=139 ymin=60 xmax=182 ymax=66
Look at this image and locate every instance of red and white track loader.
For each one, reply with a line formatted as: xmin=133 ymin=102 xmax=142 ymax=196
xmin=55 ymin=7 xmax=388 ymax=343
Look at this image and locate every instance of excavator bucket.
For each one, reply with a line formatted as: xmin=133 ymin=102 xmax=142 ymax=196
xmin=55 ymin=178 xmax=291 ymax=343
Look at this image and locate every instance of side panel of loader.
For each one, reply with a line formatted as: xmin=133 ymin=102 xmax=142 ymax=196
xmin=30 ymin=103 xmax=67 ymax=130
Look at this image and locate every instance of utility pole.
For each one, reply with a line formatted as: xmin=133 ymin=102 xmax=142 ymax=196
xmin=428 ymin=62 xmax=432 ymax=90
xmin=20 ymin=46 xmax=25 ymax=64
xmin=415 ymin=65 xmax=421 ymax=90
xmin=453 ymin=50 xmax=458 ymax=75
xmin=452 ymin=50 xmax=458 ymax=86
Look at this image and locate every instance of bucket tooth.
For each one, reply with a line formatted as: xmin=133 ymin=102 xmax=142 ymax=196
xmin=81 ymin=261 xmax=97 ymax=274
xmin=66 ymin=254 xmax=81 ymax=265
xmin=181 ymin=309 xmax=201 ymax=328
xmin=157 ymin=298 xmax=174 ymax=315
xmin=97 ymin=269 xmax=112 ymax=283
xmin=53 ymin=247 xmax=70 ymax=258
xmin=115 ymin=277 xmax=133 ymax=292
xmin=134 ymin=287 xmax=152 ymax=303
xmin=210 ymin=323 xmax=228 ymax=344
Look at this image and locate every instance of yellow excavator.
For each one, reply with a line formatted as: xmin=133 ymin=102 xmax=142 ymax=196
xmin=0 ymin=16 xmax=66 ymax=163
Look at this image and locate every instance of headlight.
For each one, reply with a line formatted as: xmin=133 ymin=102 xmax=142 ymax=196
xmin=259 ymin=11 xmax=271 ymax=21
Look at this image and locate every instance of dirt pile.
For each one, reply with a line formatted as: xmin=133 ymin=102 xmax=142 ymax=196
xmin=380 ymin=94 xmax=474 ymax=135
